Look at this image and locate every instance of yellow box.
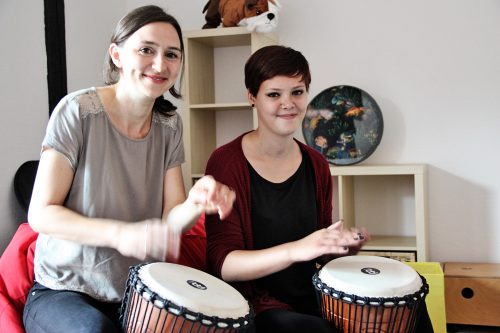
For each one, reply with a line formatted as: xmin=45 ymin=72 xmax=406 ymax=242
xmin=405 ymin=262 xmax=447 ymax=333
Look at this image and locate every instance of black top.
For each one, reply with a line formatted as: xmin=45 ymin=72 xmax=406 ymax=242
xmin=248 ymin=150 xmax=319 ymax=314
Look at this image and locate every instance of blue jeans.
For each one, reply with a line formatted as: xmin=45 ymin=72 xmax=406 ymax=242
xmin=23 ymin=282 xmax=121 ymax=333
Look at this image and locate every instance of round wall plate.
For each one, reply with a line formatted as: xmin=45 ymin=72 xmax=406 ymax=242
xmin=302 ymin=85 xmax=383 ymax=165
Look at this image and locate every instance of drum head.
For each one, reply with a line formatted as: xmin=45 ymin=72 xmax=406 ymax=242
xmin=139 ymin=263 xmax=249 ymax=319
xmin=318 ymin=256 xmax=422 ymax=298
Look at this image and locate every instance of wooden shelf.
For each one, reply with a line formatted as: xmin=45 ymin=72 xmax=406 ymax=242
xmin=331 ymin=164 xmax=429 ymax=261
xmin=363 ymin=235 xmax=416 ymax=251
xmin=182 ymin=27 xmax=278 ymax=189
xmin=330 ymin=164 xmax=426 ymax=176
xmin=184 ymin=26 xmax=278 ymax=47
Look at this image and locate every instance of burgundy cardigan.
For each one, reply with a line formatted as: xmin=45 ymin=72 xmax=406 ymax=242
xmin=205 ymin=133 xmax=333 ymax=314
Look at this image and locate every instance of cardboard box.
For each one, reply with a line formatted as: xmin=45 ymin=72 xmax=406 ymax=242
xmin=406 ymin=262 xmax=447 ymax=333
xmin=444 ymin=262 xmax=500 ymax=326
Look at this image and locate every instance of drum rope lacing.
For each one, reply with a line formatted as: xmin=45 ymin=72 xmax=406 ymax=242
xmin=119 ymin=263 xmax=254 ymax=330
xmin=311 ymin=272 xmax=429 ymax=307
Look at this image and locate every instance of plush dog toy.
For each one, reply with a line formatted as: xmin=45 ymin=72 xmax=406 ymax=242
xmin=238 ymin=0 xmax=279 ymax=33
xmin=202 ymin=0 xmax=277 ymax=29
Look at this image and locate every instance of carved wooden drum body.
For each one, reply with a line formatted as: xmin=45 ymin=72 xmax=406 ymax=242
xmin=313 ymin=256 xmax=429 ymax=333
xmin=120 ymin=263 xmax=253 ymax=333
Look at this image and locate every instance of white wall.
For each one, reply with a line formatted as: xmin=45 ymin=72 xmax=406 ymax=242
xmin=0 ymin=1 xmax=48 ymax=251
xmin=65 ymin=0 xmax=126 ymax=92
xmin=1 ymin=0 xmax=499 ymax=264
xmin=278 ymin=0 xmax=500 ymax=264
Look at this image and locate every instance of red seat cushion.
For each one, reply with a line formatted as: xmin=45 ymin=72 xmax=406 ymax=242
xmin=0 ymin=223 xmax=37 ymax=333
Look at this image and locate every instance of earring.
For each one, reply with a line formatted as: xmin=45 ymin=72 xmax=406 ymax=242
xmin=251 ymin=103 xmax=255 ymax=107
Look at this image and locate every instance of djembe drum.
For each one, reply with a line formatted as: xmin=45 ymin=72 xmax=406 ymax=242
xmin=313 ymin=256 xmax=429 ymax=333
xmin=120 ymin=263 xmax=253 ymax=333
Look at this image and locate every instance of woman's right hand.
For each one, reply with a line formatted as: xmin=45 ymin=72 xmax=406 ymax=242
xmin=187 ymin=175 xmax=236 ymax=220
xmin=115 ymin=219 xmax=181 ymax=261
xmin=288 ymin=221 xmax=368 ymax=262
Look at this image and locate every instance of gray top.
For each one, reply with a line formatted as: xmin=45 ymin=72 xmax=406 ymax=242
xmin=34 ymin=87 xmax=184 ymax=302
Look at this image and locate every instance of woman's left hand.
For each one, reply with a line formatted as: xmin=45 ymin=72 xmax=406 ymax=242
xmin=187 ymin=175 xmax=236 ymax=219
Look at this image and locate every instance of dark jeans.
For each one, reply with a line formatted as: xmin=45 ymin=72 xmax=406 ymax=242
xmin=23 ymin=282 xmax=121 ymax=333
xmin=255 ymin=308 xmax=337 ymax=333
xmin=416 ymin=301 xmax=434 ymax=333
xmin=254 ymin=302 xmax=433 ymax=333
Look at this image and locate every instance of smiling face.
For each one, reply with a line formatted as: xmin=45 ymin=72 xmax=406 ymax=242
xmin=249 ymin=75 xmax=309 ymax=137
xmin=109 ymin=22 xmax=182 ymax=101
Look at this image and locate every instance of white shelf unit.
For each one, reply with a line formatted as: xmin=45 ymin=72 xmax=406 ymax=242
xmin=182 ymin=27 xmax=278 ymax=188
xmin=330 ymin=164 xmax=429 ymax=261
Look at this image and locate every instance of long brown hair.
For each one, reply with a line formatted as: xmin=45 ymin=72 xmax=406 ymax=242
xmin=103 ymin=5 xmax=185 ymax=114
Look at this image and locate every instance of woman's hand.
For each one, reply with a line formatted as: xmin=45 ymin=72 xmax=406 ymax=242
xmin=115 ymin=219 xmax=181 ymax=261
xmin=161 ymin=176 xmax=235 ymax=238
xmin=221 ymin=221 xmax=370 ymax=282
xmin=288 ymin=220 xmax=370 ymax=262
xmin=187 ymin=175 xmax=236 ymax=219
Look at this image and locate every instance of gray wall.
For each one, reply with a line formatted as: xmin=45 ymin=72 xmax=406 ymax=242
xmin=1 ymin=0 xmax=499 ymax=263
xmin=0 ymin=0 xmax=48 ymax=250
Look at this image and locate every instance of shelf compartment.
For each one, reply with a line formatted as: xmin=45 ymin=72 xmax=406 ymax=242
xmin=182 ymin=27 xmax=278 ymax=189
xmin=362 ymin=235 xmax=416 ymax=251
xmin=184 ymin=26 xmax=278 ymax=48
xmin=330 ymin=164 xmax=428 ymax=261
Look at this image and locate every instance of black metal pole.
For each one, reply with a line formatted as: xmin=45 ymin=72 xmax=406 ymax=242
xmin=44 ymin=0 xmax=67 ymax=117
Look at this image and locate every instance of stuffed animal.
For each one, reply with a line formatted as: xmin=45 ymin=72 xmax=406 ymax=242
xmin=238 ymin=0 xmax=279 ymax=33
xmin=202 ymin=0 xmax=277 ymax=29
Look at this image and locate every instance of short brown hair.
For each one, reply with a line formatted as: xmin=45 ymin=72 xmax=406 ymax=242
xmin=244 ymin=45 xmax=311 ymax=97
